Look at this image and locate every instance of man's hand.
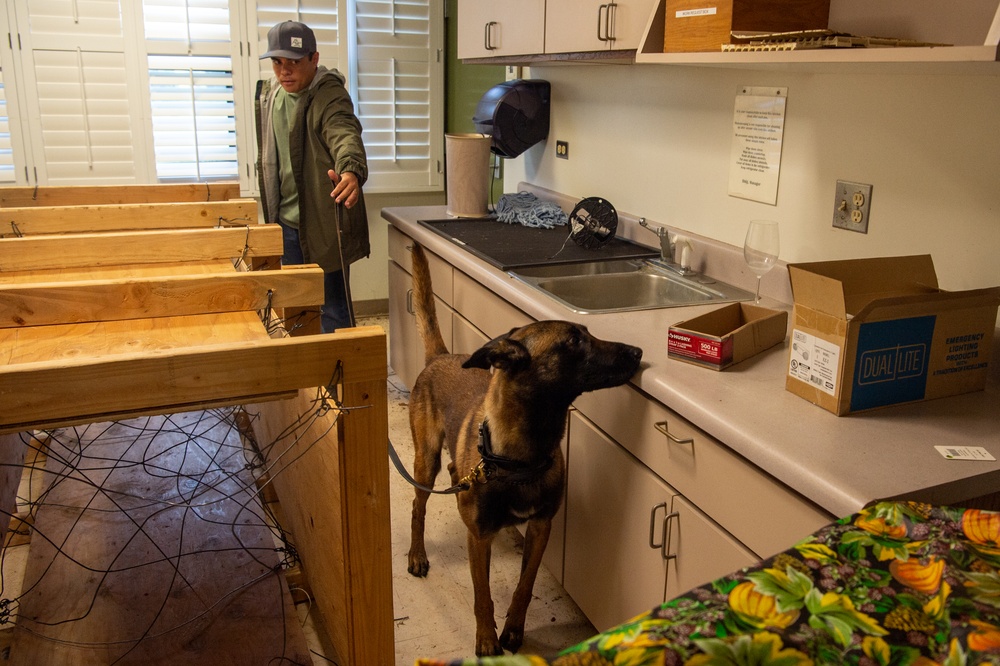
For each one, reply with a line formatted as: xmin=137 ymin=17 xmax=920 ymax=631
xmin=329 ymin=169 xmax=360 ymax=209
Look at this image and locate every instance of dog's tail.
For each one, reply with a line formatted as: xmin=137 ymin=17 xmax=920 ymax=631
xmin=411 ymin=244 xmax=449 ymax=362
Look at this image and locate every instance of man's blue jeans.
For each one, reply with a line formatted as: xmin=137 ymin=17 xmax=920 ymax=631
xmin=278 ymin=222 xmax=353 ymax=333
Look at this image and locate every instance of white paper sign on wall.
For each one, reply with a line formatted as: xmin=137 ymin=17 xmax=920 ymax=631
xmin=728 ymin=86 xmax=787 ymax=205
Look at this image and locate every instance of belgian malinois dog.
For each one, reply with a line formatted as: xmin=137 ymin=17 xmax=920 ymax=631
xmin=405 ymin=243 xmax=642 ymax=656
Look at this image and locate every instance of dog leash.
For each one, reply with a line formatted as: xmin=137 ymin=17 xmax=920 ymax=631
xmin=387 ymin=437 xmax=469 ymax=495
xmin=386 ymin=420 xmax=553 ymax=495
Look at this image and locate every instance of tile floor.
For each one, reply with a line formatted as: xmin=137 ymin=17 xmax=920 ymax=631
xmin=361 ymin=315 xmax=598 ymax=665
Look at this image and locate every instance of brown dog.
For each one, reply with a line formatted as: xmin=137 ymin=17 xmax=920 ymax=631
xmin=405 ymin=244 xmax=642 ymax=656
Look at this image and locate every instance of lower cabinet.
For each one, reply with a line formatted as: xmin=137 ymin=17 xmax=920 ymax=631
xmin=387 ymin=260 xmax=455 ymax=390
xmin=562 ymin=410 xmax=757 ymax=632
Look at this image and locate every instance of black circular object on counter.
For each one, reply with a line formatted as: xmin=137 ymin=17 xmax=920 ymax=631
xmin=568 ymin=197 xmax=618 ymax=250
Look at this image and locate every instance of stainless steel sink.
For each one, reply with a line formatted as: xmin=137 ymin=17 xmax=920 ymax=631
xmin=510 ymin=259 xmax=755 ymax=313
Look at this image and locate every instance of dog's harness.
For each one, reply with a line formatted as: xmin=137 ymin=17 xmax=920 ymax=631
xmin=387 ymin=419 xmax=554 ymax=495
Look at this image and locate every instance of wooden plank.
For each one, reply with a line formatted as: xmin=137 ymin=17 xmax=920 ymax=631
xmin=0 ymin=259 xmax=236 ymax=285
xmin=0 ymin=226 xmax=283 ymax=272
xmin=0 ymin=326 xmax=387 ymax=434
xmin=0 ymin=200 xmax=258 ymax=236
xmin=1 ymin=311 xmax=268 ymax=366
xmin=0 ymin=182 xmax=241 ymax=208
xmin=8 ymin=411 xmax=311 ymax=665
xmin=0 ymin=432 xmax=27 ymax=545
xmin=247 ymin=357 xmax=393 ymax=666
xmin=0 ymin=265 xmax=325 ymax=328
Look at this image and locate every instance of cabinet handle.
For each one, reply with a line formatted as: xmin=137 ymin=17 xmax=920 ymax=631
xmin=653 ymin=421 xmax=694 ymax=445
xmin=484 ymin=21 xmax=497 ymax=50
xmin=598 ymin=2 xmax=617 ymax=42
xmin=597 ymin=4 xmax=609 ymax=41
xmin=406 ymin=288 xmax=415 ymax=315
xmin=648 ymin=501 xmax=667 ymax=549
xmin=661 ymin=511 xmax=679 ymax=561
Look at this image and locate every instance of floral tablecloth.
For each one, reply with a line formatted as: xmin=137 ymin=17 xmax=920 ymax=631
xmin=417 ymin=501 xmax=1000 ymax=666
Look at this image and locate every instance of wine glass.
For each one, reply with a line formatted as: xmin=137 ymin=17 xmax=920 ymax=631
xmin=743 ymin=220 xmax=779 ymax=304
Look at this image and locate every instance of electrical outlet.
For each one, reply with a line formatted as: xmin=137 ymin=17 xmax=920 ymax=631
xmin=832 ymin=180 xmax=872 ymax=233
xmin=556 ymin=140 xmax=569 ymax=159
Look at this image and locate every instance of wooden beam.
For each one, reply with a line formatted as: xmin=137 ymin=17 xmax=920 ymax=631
xmin=0 ymin=326 xmax=387 ymax=434
xmin=0 ymin=226 xmax=283 ymax=272
xmin=0 ymin=199 xmax=258 ymax=236
xmin=247 ymin=370 xmax=393 ymax=666
xmin=0 ymin=182 xmax=241 ymax=208
xmin=0 ymin=266 xmax=325 ymax=328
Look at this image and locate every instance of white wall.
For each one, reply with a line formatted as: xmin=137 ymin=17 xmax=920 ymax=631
xmin=353 ymin=191 xmax=445 ymax=305
xmin=505 ymin=63 xmax=1000 ymax=292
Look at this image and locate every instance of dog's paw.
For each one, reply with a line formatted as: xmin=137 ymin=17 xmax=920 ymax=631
xmin=406 ymin=550 xmax=430 ymax=577
xmin=499 ymin=624 xmax=524 ymax=654
xmin=475 ymin=633 xmax=503 ymax=657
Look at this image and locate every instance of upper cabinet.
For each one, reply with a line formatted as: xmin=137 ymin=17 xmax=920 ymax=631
xmin=545 ymin=0 xmax=659 ymax=54
xmin=457 ymin=0 xmax=657 ymax=60
xmin=457 ymin=0 xmax=546 ymax=59
xmin=459 ymin=0 xmax=1000 ymax=70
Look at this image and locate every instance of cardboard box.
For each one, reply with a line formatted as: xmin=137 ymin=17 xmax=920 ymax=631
xmin=664 ymin=0 xmax=831 ymax=53
xmin=668 ymin=302 xmax=788 ymax=370
xmin=785 ymin=255 xmax=1000 ymax=415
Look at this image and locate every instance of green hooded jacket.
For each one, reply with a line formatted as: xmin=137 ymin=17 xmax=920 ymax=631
xmin=255 ymin=66 xmax=370 ymax=272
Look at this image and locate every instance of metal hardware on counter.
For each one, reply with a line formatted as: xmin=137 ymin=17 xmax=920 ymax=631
xmin=654 ymin=421 xmax=694 ymax=446
xmin=406 ymin=289 xmax=414 ymax=315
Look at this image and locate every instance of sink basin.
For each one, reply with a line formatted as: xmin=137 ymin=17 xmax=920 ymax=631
xmin=510 ymin=260 xmax=755 ymax=313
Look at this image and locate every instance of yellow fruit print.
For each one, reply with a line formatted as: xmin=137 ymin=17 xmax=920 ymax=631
xmin=967 ymin=619 xmax=1000 ymax=652
xmin=890 ymin=556 xmax=946 ymax=594
xmin=855 ymin=513 xmax=908 ymax=539
xmin=728 ymin=581 xmax=800 ymax=629
xmin=962 ymin=509 xmax=1000 ymax=547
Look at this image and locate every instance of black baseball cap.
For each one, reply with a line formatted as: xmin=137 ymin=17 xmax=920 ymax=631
xmin=261 ymin=21 xmax=317 ymax=60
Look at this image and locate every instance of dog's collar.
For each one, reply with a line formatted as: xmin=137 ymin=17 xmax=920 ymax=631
xmin=465 ymin=419 xmax=554 ymax=487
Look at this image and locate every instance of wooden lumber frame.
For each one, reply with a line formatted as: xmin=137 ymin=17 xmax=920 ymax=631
xmin=0 ymin=182 xmax=241 ymax=208
xmin=0 ymin=199 xmax=258 ymax=236
xmin=1 ymin=265 xmax=325 ymax=328
xmin=0 ymin=226 xmax=282 ymax=272
xmin=0 ymin=326 xmax=386 ymax=435
xmin=0 ymin=183 xmax=396 ymax=664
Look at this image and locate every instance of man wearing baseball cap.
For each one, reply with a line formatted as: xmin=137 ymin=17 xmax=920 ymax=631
xmin=256 ymin=20 xmax=370 ymax=333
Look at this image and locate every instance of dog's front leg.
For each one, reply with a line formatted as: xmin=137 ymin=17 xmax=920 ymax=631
xmin=468 ymin=530 xmax=502 ymax=656
xmin=500 ymin=518 xmax=551 ymax=653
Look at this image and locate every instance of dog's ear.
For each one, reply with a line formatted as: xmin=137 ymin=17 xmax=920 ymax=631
xmin=463 ymin=333 xmax=530 ymax=373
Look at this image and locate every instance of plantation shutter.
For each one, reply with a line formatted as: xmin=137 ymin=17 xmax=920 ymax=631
xmin=353 ymin=0 xmax=442 ymax=192
xmin=10 ymin=0 xmax=150 ymax=185
xmin=142 ymin=0 xmax=240 ymax=181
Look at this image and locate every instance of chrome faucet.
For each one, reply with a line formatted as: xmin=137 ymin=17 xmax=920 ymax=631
xmin=638 ymin=218 xmax=696 ymax=276
xmin=638 ymin=218 xmax=671 ymax=262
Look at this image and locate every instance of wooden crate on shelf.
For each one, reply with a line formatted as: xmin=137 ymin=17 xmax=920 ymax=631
xmin=664 ymin=0 xmax=831 ymax=52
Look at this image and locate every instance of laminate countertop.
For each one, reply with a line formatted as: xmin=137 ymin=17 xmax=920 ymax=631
xmin=382 ymin=205 xmax=1000 ymax=519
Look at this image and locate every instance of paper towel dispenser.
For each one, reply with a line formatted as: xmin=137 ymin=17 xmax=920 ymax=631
xmin=473 ymin=79 xmax=550 ymax=159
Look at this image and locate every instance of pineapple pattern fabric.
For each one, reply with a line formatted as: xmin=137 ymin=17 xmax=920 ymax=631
xmin=418 ymin=502 xmax=1000 ymax=666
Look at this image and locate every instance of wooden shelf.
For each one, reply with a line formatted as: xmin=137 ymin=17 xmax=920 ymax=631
xmin=636 ymin=0 xmax=1000 ymax=72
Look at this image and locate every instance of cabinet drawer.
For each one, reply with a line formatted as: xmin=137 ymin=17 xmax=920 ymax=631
xmin=388 ymin=225 xmax=453 ymax=305
xmin=451 ymin=312 xmax=489 ymax=355
xmin=573 ymin=384 xmax=833 ymax=558
xmin=453 ymin=270 xmax=532 ymax=340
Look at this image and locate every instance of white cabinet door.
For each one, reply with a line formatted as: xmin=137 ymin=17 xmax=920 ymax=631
xmin=563 ymin=411 xmax=671 ymax=631
xmin=457 ymin=0 xmax=546 ymax=58
xmin=546 ymin=0 xmax=658 ymax=53
xmin=663 ymin=494 xmax=759 ymax=600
